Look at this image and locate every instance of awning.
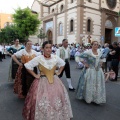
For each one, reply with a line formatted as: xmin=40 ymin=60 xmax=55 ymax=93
xmin=38 ymin=0 xmax=63 ymax=6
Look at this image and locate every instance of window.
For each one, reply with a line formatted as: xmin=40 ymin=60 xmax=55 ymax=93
xmin=70 ymin=19 xmax=74 ymax=32
xmin=88 ymin=0 xmax=91 ymax=2
xmin=71 ymin=0 xmax=74 ymax=3
xmin=61 ymin=5 xmax=64 ymax=12
xmin=87 ymin=19 xmax=91 ymax=32
xmin=59 ymin=23 xmax=63 ymax=35
xmin=52 ymin=9 xmax=54 ymax=13
xmin=106 ymin=0 xmax=117 ymax=9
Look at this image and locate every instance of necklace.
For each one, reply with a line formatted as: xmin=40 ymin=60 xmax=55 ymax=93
xmin=44 ymin=54 xmax=51 ymax=58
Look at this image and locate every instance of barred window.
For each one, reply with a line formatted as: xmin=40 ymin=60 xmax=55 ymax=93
xmin=61 ymin=5 xmax=64 ymax=12
xmin=88 ymin=0 xmax=91 ymax=2
xmin=87 ymin=19 xmax=91 ymax=32
xmin=52 ymin=9 xmax=54 ymax=13
xmin=71 ymin=0 xmax=74 ymax=3
xmin=70 ymin=20 xmax=74 ymax=32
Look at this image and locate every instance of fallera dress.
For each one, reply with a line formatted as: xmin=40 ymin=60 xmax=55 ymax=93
xmin=8 ymin=45 xmax=24 ymax=81
xmin=13 ymin=49 xmax=40 ymax=98
xmin=76 ymin=49 xmax=106 ymax=104
xmin=23 ymin=54 xmax=73 ymax=120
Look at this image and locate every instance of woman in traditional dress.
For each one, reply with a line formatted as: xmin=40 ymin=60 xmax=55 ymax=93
xmin=7 ymin=39 xmax=24 ymax=81
xmin=12 ymin=40 xmax=41 ymax=98
xmin=23 ymin=41 xmax=73 ymax=120
xmin=76 ymin=40 xmax=106 ymax=104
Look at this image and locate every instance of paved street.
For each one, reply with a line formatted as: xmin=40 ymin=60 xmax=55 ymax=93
xmin=0 ymin=57 xmax=120 ymax=120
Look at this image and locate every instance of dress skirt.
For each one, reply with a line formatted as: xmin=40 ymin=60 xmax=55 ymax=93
xmin=8 ymin=59 xmax=19 ymax=82
xmin=12 ymin=59 xmax=19 ymax=79
xmin=14 ymin=65 xmax=37 ymax=98
xmin=76 ymin=68 xmax=106 ymax=104
xmin=23 ymin=75 xmax=73 ymax=120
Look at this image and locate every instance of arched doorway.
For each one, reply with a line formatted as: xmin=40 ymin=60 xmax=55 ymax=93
xmin=105 ymin=20 xmax=113 ymax=44
xmin=47 ymin=30 xmax=53 ymax=43
xmin=105 ymin=16 xmax=117 ymax=44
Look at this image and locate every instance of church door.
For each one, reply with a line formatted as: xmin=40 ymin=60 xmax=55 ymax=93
xmin=105 ymin=28 xmax=112 ymax=44
xmin=47 ymin=30 xmax=53 ymax=43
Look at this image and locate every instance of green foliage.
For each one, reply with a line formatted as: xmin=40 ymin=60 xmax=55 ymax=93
xmin=37 ymin=28 xmax=47 ymax=39
xmin=13 ymin=7 xmax=40 ymax=40
xmin=37 ymin=28 xmax=47 ymax=45
xmin=0 ymin=25 xmax=21 ymax=43
xmin=118 ymin=11 xmax=120 ymax=16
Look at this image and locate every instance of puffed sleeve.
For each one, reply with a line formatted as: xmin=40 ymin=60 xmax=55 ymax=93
xmin=14 ymin=49 xmax=23 ymax=58
xmin=7 ymin=47 xmax=12 ymax=52
xmin=79 ymin=50 xmax=91 ymax=61
xmin=79 ymin=51 xmax=89 ymax=58
xmin=56 ymin=55 xmax=65 ymax=68
xmin=25 ymin=56 xmax=40 ymax=70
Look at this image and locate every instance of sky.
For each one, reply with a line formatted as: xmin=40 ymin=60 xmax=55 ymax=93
xmin=0 ymin=0 xmax=34 ymax=13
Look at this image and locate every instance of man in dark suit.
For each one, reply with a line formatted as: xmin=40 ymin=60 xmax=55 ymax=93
xmin=110 ymin=42 xmax=120 ymax=81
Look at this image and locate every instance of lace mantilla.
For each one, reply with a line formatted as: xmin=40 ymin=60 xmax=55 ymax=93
xmin=25 ymin=54 xmax=65 ymax=70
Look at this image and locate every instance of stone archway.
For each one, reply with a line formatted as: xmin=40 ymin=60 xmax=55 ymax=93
xmin=106 ymin=16 xmax=117 ymax=27
xmin=47 ymin=30 xmax=53 ymax=43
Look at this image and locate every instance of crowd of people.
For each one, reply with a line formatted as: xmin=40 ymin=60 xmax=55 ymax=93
xmin=0 ymin=38 xmax=120 ymax=120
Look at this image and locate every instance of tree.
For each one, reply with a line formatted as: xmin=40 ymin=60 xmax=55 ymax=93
xmin=0 ymin=25 xmax=22 ymax=43
xmin=0 ymin=29 xmax=6 ymax=43
xmin=13 ymin=7 xmax=40 ymax=41
xmin=118 ymin=11 xmax=120 ymax=16
xmin=37 ymin=28 xmax=47 ymax=45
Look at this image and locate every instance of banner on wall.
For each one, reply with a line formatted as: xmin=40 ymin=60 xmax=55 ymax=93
xmin=115 ymin=27 xmax=120 ymax=37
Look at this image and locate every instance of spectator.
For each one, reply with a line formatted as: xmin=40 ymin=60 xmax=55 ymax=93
xmin=0 ymin=44 xmax=3 ymax=62
xmin=110 ymin=42 xmax=120 ymax=81
xmin=102 ymin=43 xmax=110 ymax=72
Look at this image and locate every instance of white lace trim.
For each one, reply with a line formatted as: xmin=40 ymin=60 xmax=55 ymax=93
xmin=14 ymin=49 xmax=40 ymax=58
xmin=25 ymin=54 xmax=65 ymax=70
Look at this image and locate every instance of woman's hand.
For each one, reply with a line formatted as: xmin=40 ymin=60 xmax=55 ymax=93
xmin=35 ymin=74 xmax=40 ymax=79
xmin=56 ymin=72 xmax=61 ymax=76
xmin=19 ymin=63 xmax=23 ymax=68
xmin=84 ymin=63 xmax=89 ymax=68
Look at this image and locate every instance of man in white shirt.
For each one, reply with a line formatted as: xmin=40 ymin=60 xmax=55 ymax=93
xmin=32 ymin=44 xmax=36 ymax=50
xmin=58 ymin=39 xmax=75 ymax=91
xmin=0 ymin=45 xmax=3 ymax=61
xmin=36 ymin=44 xmax=41 ymax=52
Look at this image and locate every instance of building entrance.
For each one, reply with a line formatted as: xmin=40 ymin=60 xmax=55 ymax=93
xmin=47 ymin=30 xmax=53 ymax=43
xmin=105 ymin=28 xmax=112 ymax=44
